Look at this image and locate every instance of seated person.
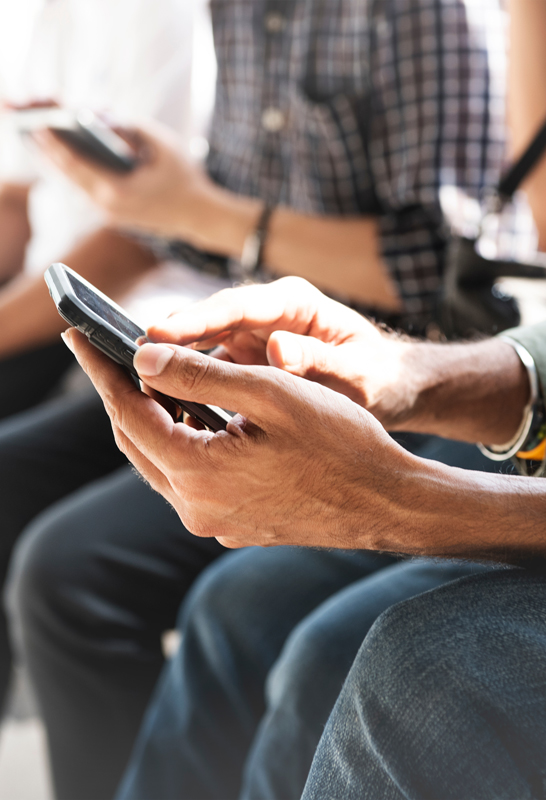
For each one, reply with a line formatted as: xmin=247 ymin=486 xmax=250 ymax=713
xmin=0 ymin=0 xmax=199 ymax=419
xmin=61 ymin=9 xmax=546 ymax=788
xmin=5 ymin=1 xmax=516 ymax=797
xmin=0 ymin=0 xmax=203 ymax=749
xmin=68 ymin=267 xmax=546 ymax=800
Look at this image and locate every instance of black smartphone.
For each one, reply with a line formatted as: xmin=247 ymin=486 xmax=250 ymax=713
xmin=45 ymin=263 xmax=234 ymax=432
xmin=15 ymin=108 xmax=138 ymax=173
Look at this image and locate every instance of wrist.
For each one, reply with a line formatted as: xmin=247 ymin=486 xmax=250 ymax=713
xmin=342 ymin=435 xmax=419 ymax=552
xmin=360 ymin=450 xmax=486 ymax=558
xmin=386 ymin=338 xmax=529 ymax=443
xmin=377 ymin=454 xmax=546 ymax=562
xmin=180 ymin=182 xmax=262 ymax=258
xmin=365 ymin=340 xmax=439 ymax=431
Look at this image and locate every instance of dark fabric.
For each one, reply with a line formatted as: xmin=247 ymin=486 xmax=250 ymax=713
xmin=0 ymin=342 xmax=120 ymax=713
xmin=116 ymin=552 xmax=488 ymax=800
xmin=8 ymin=468 xmax=225 ymax=800
xmin=0 ymin=344 xmax=225 ymax=800
xmin=302 ymin=568 xmax=546 ymax=800
xmin=2 ymin=383 xmax=509 ymax=800
xmin=0 ymin=340 xmax=75 ymax=420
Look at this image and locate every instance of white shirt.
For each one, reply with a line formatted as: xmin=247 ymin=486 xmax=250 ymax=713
xmin=0 ymin=0 xmax=215 ymax=277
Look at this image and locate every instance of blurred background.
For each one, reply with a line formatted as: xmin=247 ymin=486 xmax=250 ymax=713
xmin=0 ymin=0 xmax=545 ymax=797
xmin=0 ymin=1 xmax=216 ymax=796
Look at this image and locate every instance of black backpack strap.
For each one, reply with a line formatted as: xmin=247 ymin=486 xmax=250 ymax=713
xmin=498 ymin=117 xmax=546 ymax=201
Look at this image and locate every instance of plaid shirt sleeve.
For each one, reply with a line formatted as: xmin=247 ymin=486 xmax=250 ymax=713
xmin=368 ymin=0 xmax=506 ymax=319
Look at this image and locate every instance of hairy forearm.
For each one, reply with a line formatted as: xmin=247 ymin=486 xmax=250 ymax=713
xmin=0 ymin=183 xmax=32 ymax=283
xmin=382 ymin=338 xmax=529 ymax=446
xmin=0 ymin=227 xmax=158 ymax=358
xmin=183 ymin=187 xmax=401 ymax=312
xmin=508 ymin=0 xmax=546 ymax=249
xmin=369 ymin=455 xmax=546 ymax=563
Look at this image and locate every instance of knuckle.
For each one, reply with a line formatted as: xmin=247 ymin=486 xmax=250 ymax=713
xmin=103 ymin=386 xmax=133 ymax=432
xmin=176 ymin=352 xmax=211 ymax=396
xmin=278 ymin=275 xmax=314 ymax=296
xmin=111 ymin=426 xmax=129 ymax=455
xmin=310 ymin=344 xmax=330 ymax=374
xmin=185 ymin=515 xmax=216 ymax=539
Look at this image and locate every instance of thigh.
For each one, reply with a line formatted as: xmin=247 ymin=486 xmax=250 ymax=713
xmin=0 ymin=389 xmax=126 ymax=576
xmin=0 ymin=340 xmax=75 ymax=420
xmin=304 ymin=567 xmax=546 ymax=800
xmin=180 ymin=545 xmax=400 ymax=666
xmin=238 ymin=559 xmax=489 ymax=800
xmin=8 ymin=468 xmax=226 ymax=800
xmin=114 ymin=547 xmax=400 ymax=800
xmin=11 ymin=466 xmax=226 ymax=652
xmin=267 ymin=557 xmax=490 ymax=703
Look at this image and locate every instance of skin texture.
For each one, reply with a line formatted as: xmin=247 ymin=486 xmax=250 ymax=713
xmin=0 ymin=183 xmax=32 ymax=284
xmin=0 ymin=227 xmax=158 ymax=358
xmin=148 ymin=278 xmax=528 ymax=445
xmin=61 ymin=279 xmax=545 ymax=562
xmin=33 ymin=122 xmax=401 ymax=311
xmin=509 ymin=0 xmax=546 ymax=249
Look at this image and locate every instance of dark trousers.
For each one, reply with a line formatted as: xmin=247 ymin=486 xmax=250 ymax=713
xmin=0 ymin=342 xmax=225 ymax=800
xmin=0 ymin=341 xmax=87 ymax=705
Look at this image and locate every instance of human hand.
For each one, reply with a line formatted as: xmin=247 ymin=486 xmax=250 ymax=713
xmin=63 ymin=327 xmax=414 ymax=550
xmin=33 ymin=120 xmax=217 ymax=240
xmin=148 ymin=277 xmax=426 ymax=431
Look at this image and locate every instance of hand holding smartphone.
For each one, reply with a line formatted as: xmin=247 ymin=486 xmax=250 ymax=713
xmin=13 ymin=107 xmax=138 ymax=173
xmin=45 ymin=263 xmax=233 ymax=432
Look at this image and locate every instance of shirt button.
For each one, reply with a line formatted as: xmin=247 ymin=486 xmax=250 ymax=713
xmin=261 ymin=107 xmax=286 ymax=132
xmin=265 ymin=12 xmax=286 ymax=33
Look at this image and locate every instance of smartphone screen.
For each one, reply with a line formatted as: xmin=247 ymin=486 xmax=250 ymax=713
xmin=66 ymin=270 xmax=145 ymax=343
xmin=46 ymin=263 xmax=234 ymax=432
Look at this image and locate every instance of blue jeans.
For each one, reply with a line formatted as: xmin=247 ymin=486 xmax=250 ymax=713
xmin=302 ymin=567 xmax=546 ymax=800
xmin=116 ymin=550 xmax=487 ymax=800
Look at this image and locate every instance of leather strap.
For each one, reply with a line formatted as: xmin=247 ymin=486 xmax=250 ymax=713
xmin=498 ymin=117 xmax=546 ymax=201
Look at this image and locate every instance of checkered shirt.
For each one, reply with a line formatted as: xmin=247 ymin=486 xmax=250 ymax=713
xmin=203 ymin=0 xmax=507 ymax=323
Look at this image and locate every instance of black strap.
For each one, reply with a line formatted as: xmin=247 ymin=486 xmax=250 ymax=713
xmin=498 ymin=117 xmax=546 ymax=200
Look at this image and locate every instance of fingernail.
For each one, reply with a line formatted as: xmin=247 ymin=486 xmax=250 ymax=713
xmin=61 ymin=331 xmax=74 ymax=353
xmin=134 ymin=343 xmax=175 ymax=376
xmin=278 ymin=337 xmax=303 ymax=367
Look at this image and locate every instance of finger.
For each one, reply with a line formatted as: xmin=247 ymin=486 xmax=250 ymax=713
xmin=34 ymin=129 xmax=118 ymax=190
xmin=267 ymin=331 xmax=338 ymax=380
xmin=146 ymin=277 xmax=323 ymax=345
xmin=214 ymin=536 xmax=246 ymax=550
xmin=111 ymin=423 xmax=219 ymax=541
xmin=207 ymin=345 xmax=234 ymax=363
xmin=65 ymin=329 xmax=208 ymax=474
xmin=141 ymin=382 xmax=182 ymax=421
xmin=109 ymin=422 xmax=175 ymax=500
xmin=195 ymin=337 xmax=269 ymax=368
xmin=133 ymin=342 xmax=281 ymax=422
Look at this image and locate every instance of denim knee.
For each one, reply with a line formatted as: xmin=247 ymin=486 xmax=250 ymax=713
xmin=266 ymin=619 xmax=351 ymax=726
xmin=341 ymin=570 xmax=506 ymax=730
xmin=350 ymin=589 xmax=458 ymax=712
